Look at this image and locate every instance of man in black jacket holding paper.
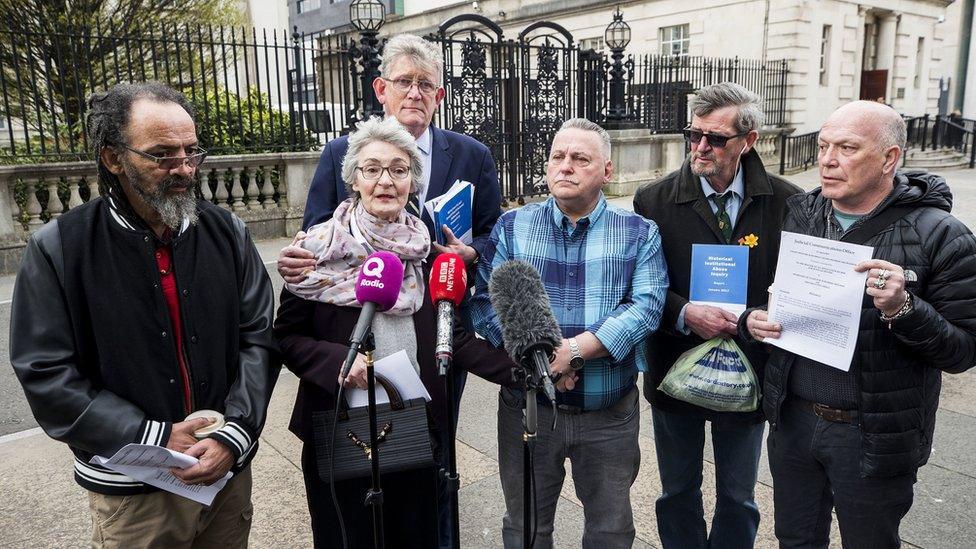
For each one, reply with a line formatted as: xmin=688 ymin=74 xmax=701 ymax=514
xmin=633 ymin=82 xmax=800 ymax=549
xmin=743 ymin=101 xmax=976 ymax=548
xmin=10 ymin=82 xmax=278 ymax=548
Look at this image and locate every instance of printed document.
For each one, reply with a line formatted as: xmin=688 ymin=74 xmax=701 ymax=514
xmin=689 ymin=244 xmax=749 ymax=316
xmin=346 ymin=349 xmax=432 ymax=408
xmin=91 ymin=444 xmax=232 ymax=506
xmin=766 ymin=231 xmax=873 ymax=371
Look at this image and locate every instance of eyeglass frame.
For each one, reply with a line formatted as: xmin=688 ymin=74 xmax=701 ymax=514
xmin=381 ymin=77 xmax=440 ymax=96
xmin=118 ymin=143 xmax=208 ymax=170
xmin=682 ymin=127 xmax=751 ymax=148
xmin=355 ymin=164 xmax=413 ymax=182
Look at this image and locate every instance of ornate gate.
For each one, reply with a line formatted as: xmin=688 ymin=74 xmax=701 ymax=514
xmin=429 ymin=16 xmax=584 ymax=204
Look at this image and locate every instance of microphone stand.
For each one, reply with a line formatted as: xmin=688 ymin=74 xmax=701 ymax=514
xmin=437 ymin=353 xmax=461 ymax=549
xmin=513 ymin=362 xmax=540 ymax=549
xmin=362 ymin=331 xmax=385 ymax=549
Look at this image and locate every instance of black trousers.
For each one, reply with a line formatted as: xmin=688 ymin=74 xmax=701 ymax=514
xmin=767 ymin=398 xmax=916 ymax=549
xmin=301 ymin=443 xmax=439 ymax=549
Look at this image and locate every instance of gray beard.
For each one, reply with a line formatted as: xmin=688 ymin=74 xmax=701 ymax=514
xmin=123 ymin=165 xmax=199 ymax=230
xmin=690 ymin=157 xmax=719 ymax=178
xmin=147 ymin=189 xmax=198 ymax=231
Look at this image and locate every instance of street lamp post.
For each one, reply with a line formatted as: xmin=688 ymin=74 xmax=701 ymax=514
xmin=604 ymin=7 xmax=631 ymax=127
xmin=350 ymin=0 xmax=386 ymax=118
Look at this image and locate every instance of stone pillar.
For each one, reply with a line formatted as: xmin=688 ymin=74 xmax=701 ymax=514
xmin=605 ymin=130 xmax=686 ymax=196
xmin=875 ymin=12 xmax=900 ymax=100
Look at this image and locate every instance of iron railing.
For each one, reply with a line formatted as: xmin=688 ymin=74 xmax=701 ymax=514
xmin=779 ymin=130 xmax=819 ymax=175
xmin=625 ymin=55 xmax=789 ymax=132
xmin=0 ymin=25 xmax=359 ymax=162
xmin=1 ymin=20 xmax=793 ymax=201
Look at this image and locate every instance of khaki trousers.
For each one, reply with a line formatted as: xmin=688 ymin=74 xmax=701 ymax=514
xmin=88 ymin=466 xmax=253 ymax=549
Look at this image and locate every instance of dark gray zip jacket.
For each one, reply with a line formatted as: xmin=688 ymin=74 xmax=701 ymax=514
xmin=747 ymin=171 xmax=976 ymax=477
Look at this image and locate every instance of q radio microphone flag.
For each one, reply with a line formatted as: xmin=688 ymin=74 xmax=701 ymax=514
xmin=488 ymin=260 xmax=561 ymax=402
xmin=429 ymin=253 xmax=468 ymax=367
xmin=338 ymin=251 xmax=405 ymax=381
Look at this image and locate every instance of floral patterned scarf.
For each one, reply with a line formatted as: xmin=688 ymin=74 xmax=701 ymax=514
xmin=284 ymin=198 xmax=430 ymax=315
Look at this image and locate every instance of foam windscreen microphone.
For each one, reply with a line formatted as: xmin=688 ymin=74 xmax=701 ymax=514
xmin=339 ymin=251 xmax=405 ymax=381
xmin=488 ymin=260 xmax=561 ymax=402
xmin=429 ymin=254 xmax=468 ymax=367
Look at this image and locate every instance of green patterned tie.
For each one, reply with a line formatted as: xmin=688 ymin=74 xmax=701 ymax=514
xmin=711 ymin=192 xmax=733 ymax=243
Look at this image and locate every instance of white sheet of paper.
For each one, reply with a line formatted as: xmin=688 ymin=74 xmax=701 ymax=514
xmin=766 ymin=231 xmax=873 ymax=371
xmin=346 ymin=349 xmax=432 ymax=408
xmin=90 ymin=443 xmax=232 ymax=506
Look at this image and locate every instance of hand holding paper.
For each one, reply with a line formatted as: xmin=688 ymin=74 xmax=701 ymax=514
xmin=764 ymin=232 xmax=873 ymax=371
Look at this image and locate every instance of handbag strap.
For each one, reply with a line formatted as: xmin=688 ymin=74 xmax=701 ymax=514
xmin=840 ymin=205 xmax=914 ymax=245
xmin=339 ymin=373 xmax=407 ymax=411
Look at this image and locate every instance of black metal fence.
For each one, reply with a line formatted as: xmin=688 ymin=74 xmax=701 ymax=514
xmin=0 ymin=25 xmax=359 ymax=162
xmin=1 ymin=18 xmax=792 ymax=199
xmin=626 ymin=55 xmax=789 ymax=132
xmin=778 ymin=131 xmax=819 ymax=175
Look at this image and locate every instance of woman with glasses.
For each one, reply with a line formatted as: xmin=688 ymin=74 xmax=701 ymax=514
xmin=274 ymin=116 xmax=514 ymax=548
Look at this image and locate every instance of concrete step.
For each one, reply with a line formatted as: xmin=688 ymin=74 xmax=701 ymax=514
xmin=904 ymin=149 xmax=967 ymax=160
xmin=904 ymin=159 xmax=972 ymax=170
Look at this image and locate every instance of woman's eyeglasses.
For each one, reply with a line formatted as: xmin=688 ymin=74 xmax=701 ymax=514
xmin=356 ymin=164 xmax=412 ymax=182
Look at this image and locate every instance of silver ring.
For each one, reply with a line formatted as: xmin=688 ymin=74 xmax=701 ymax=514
xmin=874 ymin=277 xmax=886 ymax=290
xmin=878 ymin=269 xmax=890 ymax=281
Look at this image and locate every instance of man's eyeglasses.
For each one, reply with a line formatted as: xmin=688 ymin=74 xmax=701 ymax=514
xmin=383 ymin=77 xmax=439 ymax=96
xmin=119 ymin=143 xmax=208 ymax=170
xmin=356 ymin=164 xmax=412 ymax=182
xmin=683 ymin=128 xmax=749 ymax=148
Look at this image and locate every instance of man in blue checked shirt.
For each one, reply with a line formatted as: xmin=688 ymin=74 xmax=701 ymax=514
xmin=471 ymin=118 xmax=668 ymax=548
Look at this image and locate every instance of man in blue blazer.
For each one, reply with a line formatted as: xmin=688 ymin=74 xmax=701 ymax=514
xmin=279 ymin=34 xmax=501 ymax=277
xmin=277 ymin=33 xmax=501 ymax=549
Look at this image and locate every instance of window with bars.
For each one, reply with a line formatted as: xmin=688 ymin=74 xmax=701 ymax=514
xmin=297 ymin=0 xmax=321 ymax=14
xmin=580 ymin=37 xmax=605 ymax=53
xmin=819 ymin=24 xmax=831 ymax=86
xmin=659 ymin=24 xmax=689 ymax=57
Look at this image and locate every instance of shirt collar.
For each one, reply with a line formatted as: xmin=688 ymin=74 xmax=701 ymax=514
xmin=699 ymin=162 xmax=745 ymax=200
xmin=549 ymin=192 xmax=608 ymax=229
xmin=416 ymin=126 xmax=432 ymax=156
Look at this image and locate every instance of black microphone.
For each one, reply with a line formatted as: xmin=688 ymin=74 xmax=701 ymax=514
xmin=488 ymin=260 xmax=561 ymax=402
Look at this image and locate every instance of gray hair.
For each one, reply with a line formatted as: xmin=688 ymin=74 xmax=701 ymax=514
xmin=690 ymin=82 xmax=765 ymax=132
xmin=879 ymin=112 xmax=907 ymax=151
xmin=341 ymin=116 xmax=423 ymax=199
xmin=556 ymin=118 xmax=611 ymax=159
xmin=379 ymin=34 xmax=444 ymax=86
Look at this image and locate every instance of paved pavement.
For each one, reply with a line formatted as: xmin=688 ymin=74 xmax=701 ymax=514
xmin=2 ymin=167 xmax=976 ymax=547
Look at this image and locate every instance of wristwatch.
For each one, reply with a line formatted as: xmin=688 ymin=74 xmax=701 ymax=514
xmin=568 ymin=337 xmax=585 ymax=371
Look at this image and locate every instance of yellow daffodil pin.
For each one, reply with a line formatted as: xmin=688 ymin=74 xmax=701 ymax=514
xmin=738 ymin=234 xmax=759 ymax=248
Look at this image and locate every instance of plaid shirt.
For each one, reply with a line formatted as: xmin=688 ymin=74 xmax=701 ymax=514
xmin=471 ymin=194 xmax=668 ymax=410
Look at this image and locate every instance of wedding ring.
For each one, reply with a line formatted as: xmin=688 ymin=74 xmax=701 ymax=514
xmin=874 ymin=277 xmax=886 ymax=290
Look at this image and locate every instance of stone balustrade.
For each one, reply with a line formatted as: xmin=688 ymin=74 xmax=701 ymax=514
xmin=0 ymin=151 xmax=321 ymax=272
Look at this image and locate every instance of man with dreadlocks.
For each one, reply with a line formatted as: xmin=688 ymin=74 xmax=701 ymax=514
xmin=9 ymin=82 xmax=278 ymax=548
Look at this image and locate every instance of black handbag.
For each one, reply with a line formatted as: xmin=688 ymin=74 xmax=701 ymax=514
xmin=312 ymin=374 xmax=435 ymax=483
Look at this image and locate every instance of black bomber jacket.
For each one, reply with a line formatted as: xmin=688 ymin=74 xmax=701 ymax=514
xmin=10 ymin=197 xmax=279 ymax=495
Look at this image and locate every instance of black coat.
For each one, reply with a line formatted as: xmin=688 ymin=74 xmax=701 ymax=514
xmin=274 ymin=285 xmax=517 ymax=444
xmin=633 ymin=150 xmax=802 ymax=423
xmin=756 ymin=172 xmax=976 ymax=477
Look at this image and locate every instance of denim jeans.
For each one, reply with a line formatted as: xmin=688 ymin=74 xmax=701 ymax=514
xmin=496 ymin=386 xmax=641 ymax=549
xmin=768 ymin=399 xmax=915 ymax=549
xmin=651 ymin=407 xmax=765 ymax=549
